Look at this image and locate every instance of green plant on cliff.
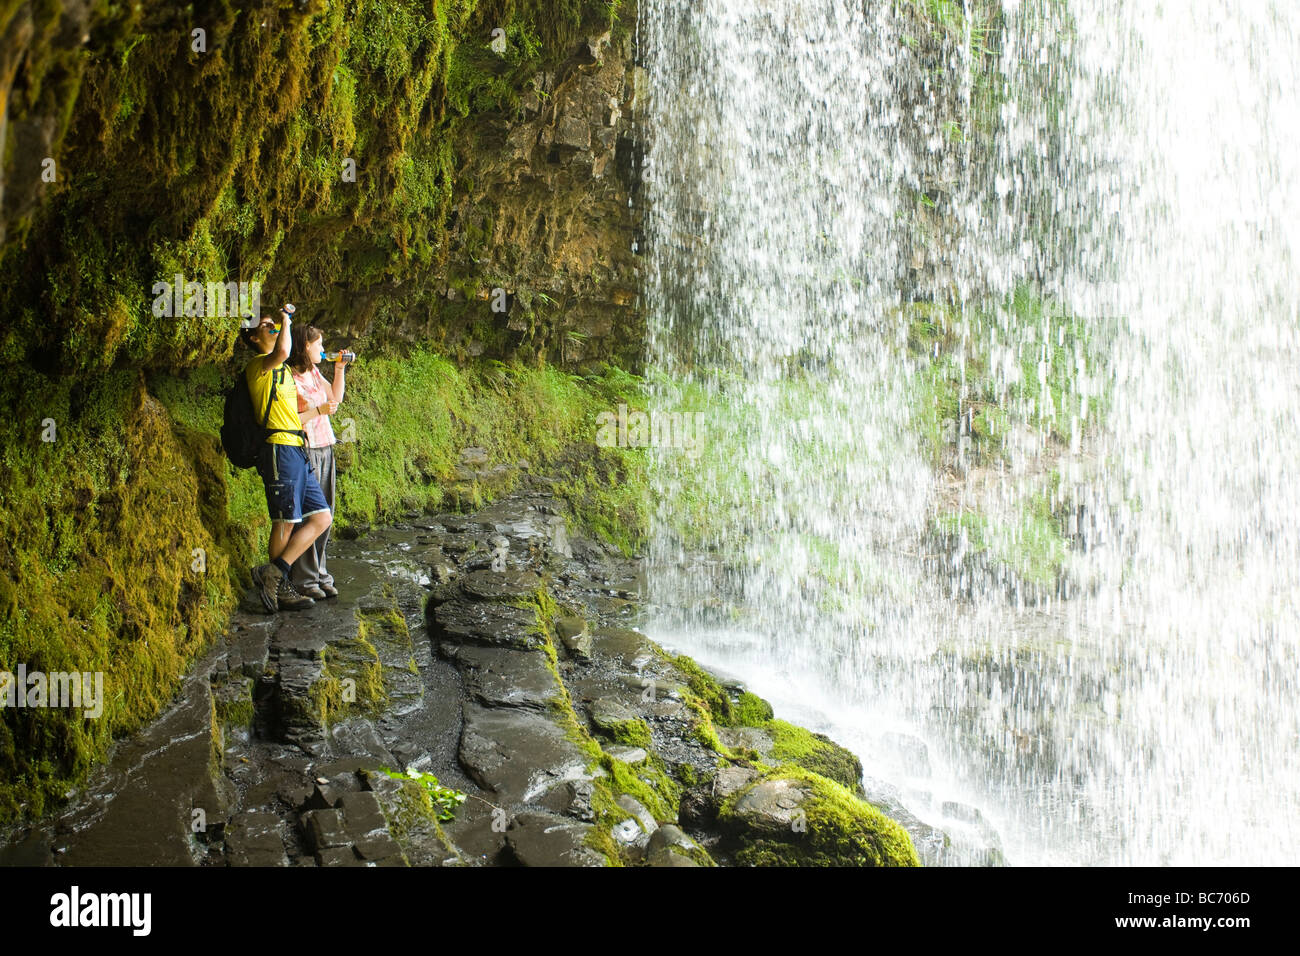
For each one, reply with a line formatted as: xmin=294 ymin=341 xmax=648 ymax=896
xmin=380 ymin=767 xmax=466 ymax=822
xmin=903 ymin=285 xmax=1108 ymax=594
xmin=931 ymin=484 xmax=1070 ymax=590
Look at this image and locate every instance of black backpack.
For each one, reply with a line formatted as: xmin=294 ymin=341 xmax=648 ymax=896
xmin=220 ymin=365 xmax=305 ymax=468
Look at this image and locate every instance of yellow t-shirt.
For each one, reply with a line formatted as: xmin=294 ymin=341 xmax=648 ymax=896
xmin=245 ymin=356 xmax=306 ymax=447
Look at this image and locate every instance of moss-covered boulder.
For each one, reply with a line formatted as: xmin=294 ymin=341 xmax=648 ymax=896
xmin=718 ymin=766 xmax=920 ymax=868
xmin=755 ymin=720 xmax=865 ymax=795
xmin=662 ymin=653 xmax=867 ymax=794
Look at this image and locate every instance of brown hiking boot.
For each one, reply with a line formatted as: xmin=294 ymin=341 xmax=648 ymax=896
xmin=275 ymin=575 xmax=316 ymax=611
xmin=252 ymin=563 xmax=279 ymax=613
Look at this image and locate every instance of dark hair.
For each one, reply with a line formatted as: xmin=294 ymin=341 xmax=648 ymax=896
xmin=239 ymin=316 xmax=273 ymax=351
xmin=288 ymin=324 xmax=324 ymax=373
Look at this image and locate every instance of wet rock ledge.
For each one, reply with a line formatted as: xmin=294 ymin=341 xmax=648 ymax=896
xmin=0 ymin=492 xmax=919 ymax=868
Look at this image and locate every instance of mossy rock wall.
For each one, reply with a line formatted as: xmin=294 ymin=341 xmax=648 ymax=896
xmin=0 ymin=0 xmax=642 ymax=374
xmin=0 ymin=0 xmax=646 ymax=825
xmin=0 ymin=370 xmax=237 ymax=820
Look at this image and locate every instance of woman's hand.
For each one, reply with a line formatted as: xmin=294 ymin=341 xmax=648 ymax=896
xmin=318 ymin=400 xmax=340 ymax=417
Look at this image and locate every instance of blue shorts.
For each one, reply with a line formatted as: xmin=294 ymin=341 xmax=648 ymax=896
xmin=257 ymin=443 xmax=331 ymax=524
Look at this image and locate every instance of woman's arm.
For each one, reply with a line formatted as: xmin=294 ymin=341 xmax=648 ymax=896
xmin=329 ymin=361 xmax=346 ymax=405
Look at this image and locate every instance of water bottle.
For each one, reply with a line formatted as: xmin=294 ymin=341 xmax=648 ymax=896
xmin=271 ymin=304 xmax=294 ymax=334
xmin=325 ymin=350 xmax=357 ymax=364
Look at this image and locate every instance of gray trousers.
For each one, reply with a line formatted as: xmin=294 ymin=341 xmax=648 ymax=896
xmin=292 ymin=443 xmax=335 ymax=589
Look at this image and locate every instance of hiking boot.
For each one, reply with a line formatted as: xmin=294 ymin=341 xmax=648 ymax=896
xmin=252 ymin=563 xmax=279 ymax=613
xmin=299 ymin=584 xmax=327 ymax=600
xmin=319 ymin=583 xmax=338 ymax=598
xmin=275 ymin=575 xmax=316 ymax=611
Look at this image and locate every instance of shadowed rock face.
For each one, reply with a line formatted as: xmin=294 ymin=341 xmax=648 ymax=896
xmin=0 ymin=489 xmax=929 ymax=867
xmin=0 ymin=2 xmax=643 ymax=371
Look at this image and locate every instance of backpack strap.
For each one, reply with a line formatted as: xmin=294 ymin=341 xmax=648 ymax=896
xmin=259 ymin=366 xmax=309 ymax=445
xmin=261 ymin=367 xmax=277 ymax=429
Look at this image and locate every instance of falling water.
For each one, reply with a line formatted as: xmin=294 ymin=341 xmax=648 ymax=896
xmin=638 ymin=0 xmax=1300 ymax=865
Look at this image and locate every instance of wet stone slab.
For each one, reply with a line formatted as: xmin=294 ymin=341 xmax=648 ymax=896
xmin=430 ymin=599 xmax=547 ymax=651
xmin=460 ymin=569 xmax=543 ymax=602
xmin=590 ymin=627 xmax=656 ymax=669
xmin=442 ymin=644 xmax=564 ymax=710
xmin=457 ymin=703 xmax=593 ymax=806
xmin=226 ymin=811 xmax=289 ymax=867
xmin=505 ymin=811 xmax=607 ymax=867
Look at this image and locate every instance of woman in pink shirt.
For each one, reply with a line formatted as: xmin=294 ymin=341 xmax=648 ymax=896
xmin=287 ymin=325 xmax=348 ymax=598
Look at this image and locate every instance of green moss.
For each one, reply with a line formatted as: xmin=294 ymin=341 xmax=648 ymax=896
xmin=732 ymin=691 xmax=775 ymax=726
xmin=375 ymin=768 xmax=465 ymax=864
xmin=896 ymin=0 xmax=1006 ymax=139
xmin=148 ymin=366 xmax=269 ymax=566
xmin=214 ymin=677 xmax=255 ymax=731
xmin=507 ymin=583 xmax=561 ymax=647
xmin=913 ymin=356 xmax=964 ymax=466
xmin=668 ymin=653 xmax=733 ymax=725
xmin=906 ymin=284 xmax=1112 ymax=469
xmin=682 ymin=694 xmax=733 ymax=761
xmin=903 ymin=302 xmax=961 ymax=357
xmin=1 ymin=0 xmax=629 ymax=375
xmin=0 ymin=371 xmax=234 ymax=824
xmin=547 ymin=444 xmax=649 ymax=557
xmin=720 ymin=765 xmax=920 ymax=867
xmin=932 ymin=487 xmax=1069 ymax=589
xmin=600 ymin=715 xmax=653 ymax=750
xmin=657 ymin=646 xmax=881 ymax=844
xmin=511 ymin=585 xmax=683 ymax=865
xmin=309 ymin=612 xmax=387 ymax=726
xmin=758 ymin=719 xmax=863 ymax=794
xmin=594 ymin=750 xmax=680 ymax=823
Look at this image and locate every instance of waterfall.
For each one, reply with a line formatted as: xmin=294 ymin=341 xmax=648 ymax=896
xmin=638 ymin=0 xmax=1300 ymax=865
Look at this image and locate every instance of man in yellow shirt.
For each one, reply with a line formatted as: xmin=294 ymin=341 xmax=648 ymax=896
xmin=239 ymin=309 xmax=333 ymax=612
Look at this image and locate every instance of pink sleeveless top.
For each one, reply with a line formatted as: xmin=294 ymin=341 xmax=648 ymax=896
xmin=292 ymin=366 xmax=336 ymax=448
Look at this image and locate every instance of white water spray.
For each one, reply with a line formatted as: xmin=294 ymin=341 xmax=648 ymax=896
xmin=639 ymin=0 xmax=1300 ymax=865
